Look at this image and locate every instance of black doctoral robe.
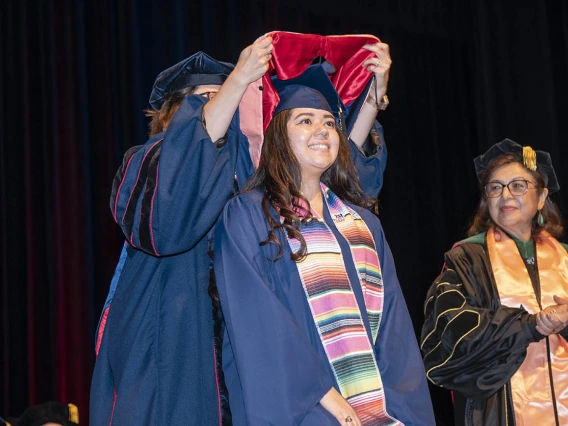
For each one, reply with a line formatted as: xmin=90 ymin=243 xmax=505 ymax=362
xmin=420 ymin=235 xmax=568 ymax=425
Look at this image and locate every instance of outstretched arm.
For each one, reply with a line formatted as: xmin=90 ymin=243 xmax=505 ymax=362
xmin=345 ymin=42 xmax=391 ymax=198
xmin=203 ymin=36 xmax=273 ymax=141
xmin=349 ymin=42 xmax=391 ymax=148
xmin=110 ymin=39 xmax=273 ymax=255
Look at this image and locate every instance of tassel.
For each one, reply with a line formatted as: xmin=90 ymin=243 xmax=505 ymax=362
xmin=523 ymin=146 xmax=537 ymax=171
xmin=68 ymin=403 xmax=79 ymax=424
xmin=337 ymin=97 xmax=348 ymax=134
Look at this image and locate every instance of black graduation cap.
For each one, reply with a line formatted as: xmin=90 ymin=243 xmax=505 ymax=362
xmin=148 ymin=52 xmax=234 ymax=110
xmin=0 ymin=416 xmax=16 ymax=426
xmin=474 ymin=138 xmax=560 ymax=193
xmin=15 ymin=402 xmax=79 ymax=426
xmin=271 ymin=64 xmax=346 ymax=128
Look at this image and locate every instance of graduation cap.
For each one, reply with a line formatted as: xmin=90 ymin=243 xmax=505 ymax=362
xmin=270 ymin=65 xmax=346 ymax=132
xmin=148 ymin=52 xmax=234 ymax=110
xmin=474 ymin=138 xmax=560 ymax=193
xmin=15 ymin=402 xmax=79 ymax=426
xmin=0 ymin=416 xmax=15 ymax=426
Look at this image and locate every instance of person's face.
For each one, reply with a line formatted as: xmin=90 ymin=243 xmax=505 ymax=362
xmin=286 ymin=108 xmax=339 ymax=180
xmin=486 ymin=162 xmax=548 ymax=239
xmin=194 ymin=84 xmax=221 ymax=99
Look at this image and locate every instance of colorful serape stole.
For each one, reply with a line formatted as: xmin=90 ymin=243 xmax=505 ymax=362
xmin=286 ymin=183 xmax=402 ymax=425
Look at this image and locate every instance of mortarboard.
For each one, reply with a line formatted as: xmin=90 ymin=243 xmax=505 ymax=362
xmin=0 ymin=416 xmax=16 ymax=426
xmin=148 ymin=52 xmax=234 ymax=110
xmin=474 ymin=138 xmax=560 ymax=193
xmin=272 ymin=65 xmax=341 ymax=118
xmin=15 ymin=402 xmax=79 ymax=426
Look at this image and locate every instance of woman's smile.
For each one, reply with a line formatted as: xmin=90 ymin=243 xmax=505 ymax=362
xmin=487 ymin=162 xmax=548 ymax=240
xmin=308 ymin=142 xmax=330 ymax=150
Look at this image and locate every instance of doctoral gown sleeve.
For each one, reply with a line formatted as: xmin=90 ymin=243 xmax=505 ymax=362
xmin=214 ymin=195 xmax=335 ymax=424
xmin=421 ymin=243 xmax=545 ymax=400
xmin=349 ymin=121 xmax=387 ymax=199
xmin=364 ymin=212 xmax=435 ymax=425
xmin=110 ymin=94 xmax=241 ymax=256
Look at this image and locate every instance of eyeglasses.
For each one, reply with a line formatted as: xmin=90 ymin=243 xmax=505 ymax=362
xmin=484 ymin=179 xmax=537 ymax=198
xmin=195 ymin=91 xmax=217 ymax=99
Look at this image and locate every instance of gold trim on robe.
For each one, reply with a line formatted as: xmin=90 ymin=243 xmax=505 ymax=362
xmin=487 ymin=227 xmax=568 ymax=426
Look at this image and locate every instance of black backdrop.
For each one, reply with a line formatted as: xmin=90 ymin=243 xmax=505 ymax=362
xmin=2 ymin=0 xmax=568 ymax=424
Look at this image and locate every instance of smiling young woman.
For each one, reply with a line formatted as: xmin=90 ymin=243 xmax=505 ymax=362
xmin=214 ymin=84 xmax=434 ymax=425
xmin=287 ymin=108 xmax=340 ymax=183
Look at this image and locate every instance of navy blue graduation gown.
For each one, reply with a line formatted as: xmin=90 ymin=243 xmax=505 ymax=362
xmin=214 ymin=190 xmax=435 ymax=425
xmin=90 ymin=95 xmax=252 ymax=425
xmin=91 ymin=93 xmax=388 ymax=425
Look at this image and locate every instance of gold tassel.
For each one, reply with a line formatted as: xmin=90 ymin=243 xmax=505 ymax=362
xmin=68 ymin=403 xmax=79 ymax=424
xmin=523 ymin=146 xmax=537 ymax=171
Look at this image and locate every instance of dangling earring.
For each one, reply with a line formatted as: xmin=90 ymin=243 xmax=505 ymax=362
xmin=538 ymin=210 xmax=544 ymax=226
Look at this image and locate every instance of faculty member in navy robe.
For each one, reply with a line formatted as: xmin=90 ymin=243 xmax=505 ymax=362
xmin=90 ymin=37 xmax=274 ymax=426
xmin=91 ymin=33 xmax=395 ymax=425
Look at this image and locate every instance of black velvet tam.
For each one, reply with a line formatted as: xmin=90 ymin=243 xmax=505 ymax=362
xmin=149 ymin=52 xmax=234 ymax=110
xmin=473 ymin=138 xmax=560 ymax=193
xmin=15 ymin=402 xmax=78 ymax=426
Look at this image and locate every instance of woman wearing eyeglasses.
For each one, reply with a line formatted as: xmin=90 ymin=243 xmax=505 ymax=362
xmin=421 ymin=139 xmax=568 ymax=426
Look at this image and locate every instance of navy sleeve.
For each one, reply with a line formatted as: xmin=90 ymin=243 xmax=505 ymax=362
xmin=214 ymin=196 xmax=335 ymax=424
xmin=365 ymin=213 xmax=436 ymax=425
xmin=349 ymin=121 xmax=387 ymax=199
xmin=110 ymin=95 xmax=241 ymax=256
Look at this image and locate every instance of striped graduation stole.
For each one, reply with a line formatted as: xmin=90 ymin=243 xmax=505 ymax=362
xmin=286 ymin=184 xmax=401 ymax=425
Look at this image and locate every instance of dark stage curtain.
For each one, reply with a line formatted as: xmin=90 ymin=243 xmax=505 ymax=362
xmin=1 ymin=0 xmax=567 ymax=424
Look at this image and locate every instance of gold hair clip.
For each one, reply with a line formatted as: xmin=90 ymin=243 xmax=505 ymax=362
xmin=523 ymin=146 xmax=537 ymax=171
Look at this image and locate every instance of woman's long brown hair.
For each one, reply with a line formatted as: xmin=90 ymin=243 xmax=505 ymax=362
xmin=243 ymin=110 xmax=375 ymax=261
xmin=144 ymin=86 xmax=195 ymax=136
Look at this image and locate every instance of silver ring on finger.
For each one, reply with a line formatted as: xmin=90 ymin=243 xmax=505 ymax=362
xmin=375 ymin=59 xmax=382 ymax=66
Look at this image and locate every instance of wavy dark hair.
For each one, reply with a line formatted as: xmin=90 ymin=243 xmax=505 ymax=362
xmin=144 ymin=86 xmax=196 ymax=136
xmin=243 ymin=109 xmax=375 ymax=261
xmin=468 ymin=153 xmax=563 ymax=238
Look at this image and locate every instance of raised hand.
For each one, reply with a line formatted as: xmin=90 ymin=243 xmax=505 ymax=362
xmin=349 ymin=41 xmax=392 ymax=146
xmin=202 ymin=36 xmax=272 ymax=141
xmin=231 ymin=36 xmax=273 ymax=87
xmin=361 ymin=42 xmax=392 ymax=101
